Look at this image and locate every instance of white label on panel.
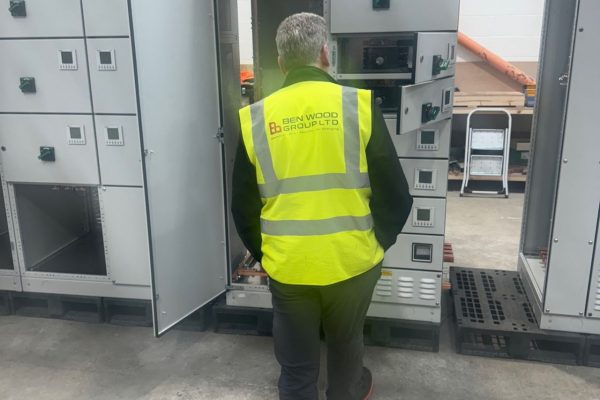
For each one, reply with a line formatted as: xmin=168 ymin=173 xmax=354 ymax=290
xmin=97 ymin=49 xmax=117 ymax=71
xmin=58 ymin=50 xmax=78 ymax=70
xmin=105 ymin=126 xmax=124 ymax=146
xmin=66 ymin=125 xmax=86 ymax=145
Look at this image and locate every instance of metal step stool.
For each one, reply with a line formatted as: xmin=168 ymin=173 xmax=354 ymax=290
xmin=460 ymin=108 xmax=512 ymax=197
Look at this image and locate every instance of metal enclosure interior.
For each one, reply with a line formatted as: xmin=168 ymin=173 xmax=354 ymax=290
xmin=251 ymin=0 xmax=324 ymax=99
xmin=519 ymin=0 xmax=600 ymax=334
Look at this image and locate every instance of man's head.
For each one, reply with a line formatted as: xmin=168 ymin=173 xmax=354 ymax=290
xmin=275 ymin=12 xmax=330 ymax=74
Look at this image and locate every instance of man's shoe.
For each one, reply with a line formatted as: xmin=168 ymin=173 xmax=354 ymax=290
xmin=359 ymin=367 xmax=373 ymax=400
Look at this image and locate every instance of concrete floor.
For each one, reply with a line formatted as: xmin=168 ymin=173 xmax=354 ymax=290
xmin=1 ymin=192 xmax=599 ymax=399
xmin=445 ymin=191 xmax=525 ymax=271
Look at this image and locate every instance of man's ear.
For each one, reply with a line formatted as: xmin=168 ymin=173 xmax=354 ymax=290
xmin=319 ymin=43 xmax=331 ymax=68
xmin=278 ymin=55 xmax=287 ymax=75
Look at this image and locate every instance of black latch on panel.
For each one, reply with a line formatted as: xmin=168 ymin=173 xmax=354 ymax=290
xmin=38 ymin=146 xmax=55 ymax=162
xmin=372 ymin=0 xmax=390 ymax=10
xmin=9 ymin=0 xmax=26 ymax=17
xmin=432 ymin=55 xmax=443 ymax=76
xmin=421 ymin=103 xmax=440 ymax=123
xmin=432 ymin=55 xmax=450 ymax=76
xmin=19 ymin=77 xmax=36 ymax=93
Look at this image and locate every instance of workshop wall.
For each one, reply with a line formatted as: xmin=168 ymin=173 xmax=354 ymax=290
xmin=458 ymin=0 xmax=545 ymax=62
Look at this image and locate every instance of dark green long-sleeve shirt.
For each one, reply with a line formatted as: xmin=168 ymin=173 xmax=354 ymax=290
xmin=231 ymin=66 xmax=413 ymax=262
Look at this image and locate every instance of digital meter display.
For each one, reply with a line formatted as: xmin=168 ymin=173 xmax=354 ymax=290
xmin=420 ymin=131 xmax=435 ymax=145
xmin=106 ymin=127 xmax=120 ymax=140
xmin=412 ymin=243 xmax=433 ymax=263
xmin=61 ymin=51 xmax=74 ymax=64
xmin=416 ymin=208 xmax=431 ymax=221
xmin=69 ymin=127 xmax=82 ymax=139
xmin=99 ymin=51 xmax=113 ymax=64
xmin=419 ymin=170 xmax=433 ymax=184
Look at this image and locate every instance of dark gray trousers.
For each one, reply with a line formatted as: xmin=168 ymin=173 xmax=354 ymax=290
xmin=270 ymin=263 xmax=381 ymax=400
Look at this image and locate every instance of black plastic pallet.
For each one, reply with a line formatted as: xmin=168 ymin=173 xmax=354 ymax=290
xmin=584 ymin=336 xmax=600 ymax=368
xmin=213 ymin=301 xmax=273 ymax=336
xmin=103 ymin=298 xmax=152 ymax=327
xmin=175 ymin=306 xmax=212 ymax=332
xmin=364 ymin=317 xmax=440 ymax=352
xmin=10 ymin=292 xmax=104 ymax=323
xmin=0 ymin=291 xmax=11 ymax=315
xmin=450 ymin=267 xmax=586 ymax=366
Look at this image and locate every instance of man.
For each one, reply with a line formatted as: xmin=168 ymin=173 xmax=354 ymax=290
xmin=232 ymin=12 xmax=413 ymax=400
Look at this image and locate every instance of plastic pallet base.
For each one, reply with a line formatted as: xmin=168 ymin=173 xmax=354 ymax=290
xmin=213 ymin=302 xmax=273 ymax=336
xmin=584 ymin=336 xmax=600 ymax=368
xmin=450 ymin=266 xmax=586 ymax=366
xmin=103 ymin=298 xmax=152 ymax=327
xmin=364 ymin=317 xmax=440 ymax=352
xmin=175 ymin=306 xmax=212 ymax=332
xmin=10 ymin=292 xmax=103 ymax=323
xmin=0 ymin=291 xmax=11 ymax=315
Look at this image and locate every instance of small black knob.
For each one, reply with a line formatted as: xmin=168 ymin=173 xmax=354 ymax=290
xmin=38 ymin=146 xmax=55 ymax=162
xmin=9 ymin=0 xmax=26 ymax=17
xmin=372 ymin=0 xmax=390 ymax=10
xmin=19 ymin=77 xmax=36 ymax=93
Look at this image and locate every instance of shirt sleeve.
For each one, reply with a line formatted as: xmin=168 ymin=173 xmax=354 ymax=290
xmin=366 ymin=103 xmax=414 ymax=251
xmin=231 ymin=137 xmax=263 ymax=261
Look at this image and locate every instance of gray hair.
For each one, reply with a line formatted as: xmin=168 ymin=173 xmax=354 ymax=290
xmin=276 ymin=13 xmax=328 ymax=71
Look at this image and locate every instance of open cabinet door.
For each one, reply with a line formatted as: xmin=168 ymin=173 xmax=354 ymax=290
xmin=130 ymin=0 xmax=227 ymax=336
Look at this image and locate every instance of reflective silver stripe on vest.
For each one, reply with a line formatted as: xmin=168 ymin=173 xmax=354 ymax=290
xmin=250 ymin=86 xmax=367 ymax=198
xmin=258 ymin=172 xmax=370 ymax=197
xmin=250 ymin=100 xmax=277 ymax=182
xmin=261 ymin=215 xmax=374 ymax=236
xmin=342 ymin=86 xmax=361 ymax=178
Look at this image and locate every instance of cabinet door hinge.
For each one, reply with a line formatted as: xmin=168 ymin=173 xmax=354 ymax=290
xmin=215 ymin=127 xmax=224 ymax=143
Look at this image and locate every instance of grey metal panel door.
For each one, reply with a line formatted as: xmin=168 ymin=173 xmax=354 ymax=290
xmin=94 ymin=115 xmax=144 ymax=187
xmin=329 ymin=0 xmax=460 ymax=34
xmin=100 ymin=187 xmax=151 ymax=287
xmin=82 ymin=0 xmax=131 ymax=37
xmin=399 ymin=77 xmax=454 ymax=135
xmin=86 ymin=38 xmax=138 ymax=114
xmin=414 ymin=33 xmax=457 ymax=84
xmin=130 ymin=0 xmax=227 ymax=335
xmin=587 ymin=228 xmax=600 ymax=318
xmin=544 ymin=0 xmax=600 ymax=316
xmin=384 ymin=234 xmax=444 ymax=271
xmin=386 ymin=117 xmax=452 ymax=159
xmin=0 ymin=39 xmax=91 ymax=113
xmin=0 ymin=0 xmax=83 ymax=38
xmin=0 ymin=114 xmax=99 ymax=185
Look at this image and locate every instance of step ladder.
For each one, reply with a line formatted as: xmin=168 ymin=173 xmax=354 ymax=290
xmin=460 ymin=108 xmax=512 ymax=198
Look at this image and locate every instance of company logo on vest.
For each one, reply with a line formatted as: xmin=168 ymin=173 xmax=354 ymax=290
xmin=269 ymin=111 xmax=340 ymax=136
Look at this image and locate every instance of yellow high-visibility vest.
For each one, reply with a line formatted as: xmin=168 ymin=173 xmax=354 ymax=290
xmin=239 ymin=81 xmax=384 ymax=285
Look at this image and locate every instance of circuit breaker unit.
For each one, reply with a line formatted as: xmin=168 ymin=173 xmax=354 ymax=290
xmin=0 ymin=0 xmax=243 ymax=336
xmin=329 ymin=0 xmax=459 ymax=324
xmin=228 ymin=0 xmax=459 ymax=327
xmin=518 ymin=0 xmax=600 ymax=335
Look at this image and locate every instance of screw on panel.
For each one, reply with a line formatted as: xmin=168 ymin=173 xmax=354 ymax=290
xmin=545 ymin=309 xmax=550 ymax=313
xmin=589 ymin=240 xmax=594 ymax=245
xmin=579 ymin=312 xmax=584 ymax=316
xmin=553 ymin=238 xmax=559 ymax=243
xmin=563 ymin=159 xmax=568 ymax=163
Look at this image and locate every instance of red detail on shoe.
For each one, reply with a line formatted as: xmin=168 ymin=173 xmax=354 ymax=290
xmin=362 ymin=382 xmax=374 ymax=400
